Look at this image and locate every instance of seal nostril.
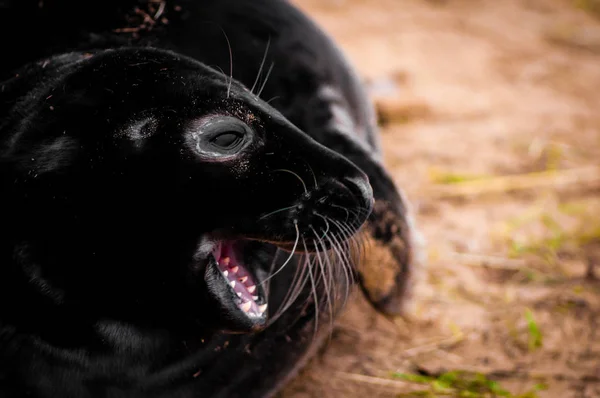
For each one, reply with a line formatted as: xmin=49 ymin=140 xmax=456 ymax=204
xmin=343 ymin=176 xmax=374 ymax=213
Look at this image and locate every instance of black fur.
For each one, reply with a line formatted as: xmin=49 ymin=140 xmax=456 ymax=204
xmin=0 ymin=1 xmax=416 ymax=397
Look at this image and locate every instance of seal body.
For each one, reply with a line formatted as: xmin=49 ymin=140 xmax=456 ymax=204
xmin=0 ymin=1 xmax=418 ymax=397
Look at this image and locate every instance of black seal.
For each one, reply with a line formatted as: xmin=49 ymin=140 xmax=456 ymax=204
xmin=0 ymin=1 xmax=419 ymax=397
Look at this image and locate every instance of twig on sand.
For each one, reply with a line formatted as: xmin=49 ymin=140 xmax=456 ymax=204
xmin=446 ymin=252 xmax=526 ymax=270
xmin=422 ymin=166 xmax=600 ymax=199
xmin=401 ymin=334 xmax=465 ymax=358
xmin=334 ymin=372 xmax=413 ymax=388
xmin=337 ymin=366 xmax=600 ymax=392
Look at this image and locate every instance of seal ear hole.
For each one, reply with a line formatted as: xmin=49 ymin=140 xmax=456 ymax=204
xmin=120 ymin=116 xmax=159 ymax=141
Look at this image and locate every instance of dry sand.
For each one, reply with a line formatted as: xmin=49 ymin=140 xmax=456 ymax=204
xmin=281 ymin=0 xmax=600 ymax=397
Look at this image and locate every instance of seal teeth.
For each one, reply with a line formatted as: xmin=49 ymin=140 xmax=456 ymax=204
xmin=223 ymin=270 xmax=228 ymax=277
xmin=230 ymin=281 xmax=236 ymax=288
xmin=237 ymin=292 xmax=242 ymax=298
xmin=258 ymin=304 xmax=268 ymax=314
xmin=239 ymin=276 xmax=248 ymax=283
xmin=240 ymin=301 xmax=252 ymax=312
xmin=247 ymin=285 xmax=256 ymax=293
xmin=222 ymin=257 xmax=230 ymax=266
xmin=252 ymin=295 xmax=259 ymax=301
xmin=231 ymin=266 xmax=239 ymax=273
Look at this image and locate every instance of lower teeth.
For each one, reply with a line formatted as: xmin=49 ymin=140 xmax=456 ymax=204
xmin=241 ymin=301 xmax=252 ymax=312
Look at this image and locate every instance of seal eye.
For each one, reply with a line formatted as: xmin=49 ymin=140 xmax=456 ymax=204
xmin=188 ymin=115 xmax=253 ymax=158
xmin=210 ymin=131 xmax=244 ymax=149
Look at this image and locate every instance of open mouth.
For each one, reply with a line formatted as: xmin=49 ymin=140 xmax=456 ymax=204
xmin=204 ymin=239 xmax=269 ymax=332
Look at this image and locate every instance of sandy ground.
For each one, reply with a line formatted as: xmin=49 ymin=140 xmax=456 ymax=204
xmin=280 ymin=0 xmax=600 ymax=397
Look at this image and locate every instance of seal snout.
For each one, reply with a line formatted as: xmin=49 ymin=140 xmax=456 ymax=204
xmin=265 ymin=172 xmax=373 ymax=253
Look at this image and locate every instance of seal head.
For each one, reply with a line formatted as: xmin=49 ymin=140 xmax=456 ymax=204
xmin=0 ymin=47 xmax=373 ymax=340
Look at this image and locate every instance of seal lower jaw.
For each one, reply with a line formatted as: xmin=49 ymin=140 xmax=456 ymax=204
xmin=204 ymin=240 xmax=269 ymax=333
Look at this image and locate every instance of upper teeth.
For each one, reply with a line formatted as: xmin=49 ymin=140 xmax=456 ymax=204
xmin=217 ymin=257 xmax=266 ymax=316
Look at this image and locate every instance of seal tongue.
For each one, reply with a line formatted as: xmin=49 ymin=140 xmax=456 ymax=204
xmin=214 ymin=242 xmax=267 ymax=317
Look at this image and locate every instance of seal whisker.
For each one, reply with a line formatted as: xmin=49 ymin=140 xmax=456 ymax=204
xmin=272 ymin=169 xmax=308 ymax=195
xmin=260 ymin=220 xmax=299 ymax=285
xmin=334 ymin=219 xmax=364 ymax=275
xmin=210 ymin=23 xmax=234 ymax=99
xmin=317 ymin=211 xmax=358 ymax=254
xmin=337 ymin=232 xmax=358 ymax=304
xmin=268 ymin=254 xmax=311 ymax=325
xmin=256 ymin=62 xmax=274 ymax=98
xmin=310 ymin=230 xmax=333 ymax=323
xmin=213 ymin=65 xmax=227 ymax=77
xmin=318 ymin=220 xmax=353 ymax=301
xmin=267 ymin=253 xmax=305 ymax=323
xmin=283 ymin=255 xmax=313 ymax=312
xmin=331 ymin=203 xmax=371 ymax=231
xmin=331 ymin=203 xmax=350 ymax=223
xmin=342 ymin=220 xmax=367 ymax=264
xmin=266 ymin=96 xmax=280 ymax=104
xmin=258 ymin=205 xmax=296 ymax=220
xmin=301 ymin=160 xmax=318 ymax=190
xmin=324 ymin=216 xmax=359 ymax=284
xmin=331 ymin=203 xmax=371 ymax=218
xmin=350 ymin=205 xmax=374 ymax=229
xmin=313 ymin=211 xmax=330 ymax=240
xmin=224 ymin=33 xmax=234 ymax=98
xmin=250 ymin=36 xmax=271 ymax=95
xmin=337 ymin=216 xmax=371 ymax=258
xmin=312 ymin=225 xmax=341 ymax=327
xmin=325 ymin=232 xmax=352 ymax=308
xmin=313 ymin=237 xmax=336 ymax=342
xmin=301 ymin=237 xmax=320 ymax=341
xmin=332 ymin=217 xmax=364 ymax=259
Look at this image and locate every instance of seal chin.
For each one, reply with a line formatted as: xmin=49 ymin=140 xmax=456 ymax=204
xmin=203 ymin=240 xmax=269 ymax=333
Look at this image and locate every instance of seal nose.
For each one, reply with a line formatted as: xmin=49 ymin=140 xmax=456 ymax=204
xmin=343 ymin=175 xmax=374 ymax=215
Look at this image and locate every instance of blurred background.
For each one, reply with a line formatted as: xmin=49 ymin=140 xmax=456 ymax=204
xmin=281 ymin=0 xmax=600 ymax=397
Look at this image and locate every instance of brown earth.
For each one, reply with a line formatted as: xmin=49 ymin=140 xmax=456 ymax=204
xmin=280 ymin=0 xmax=600 ymax=397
